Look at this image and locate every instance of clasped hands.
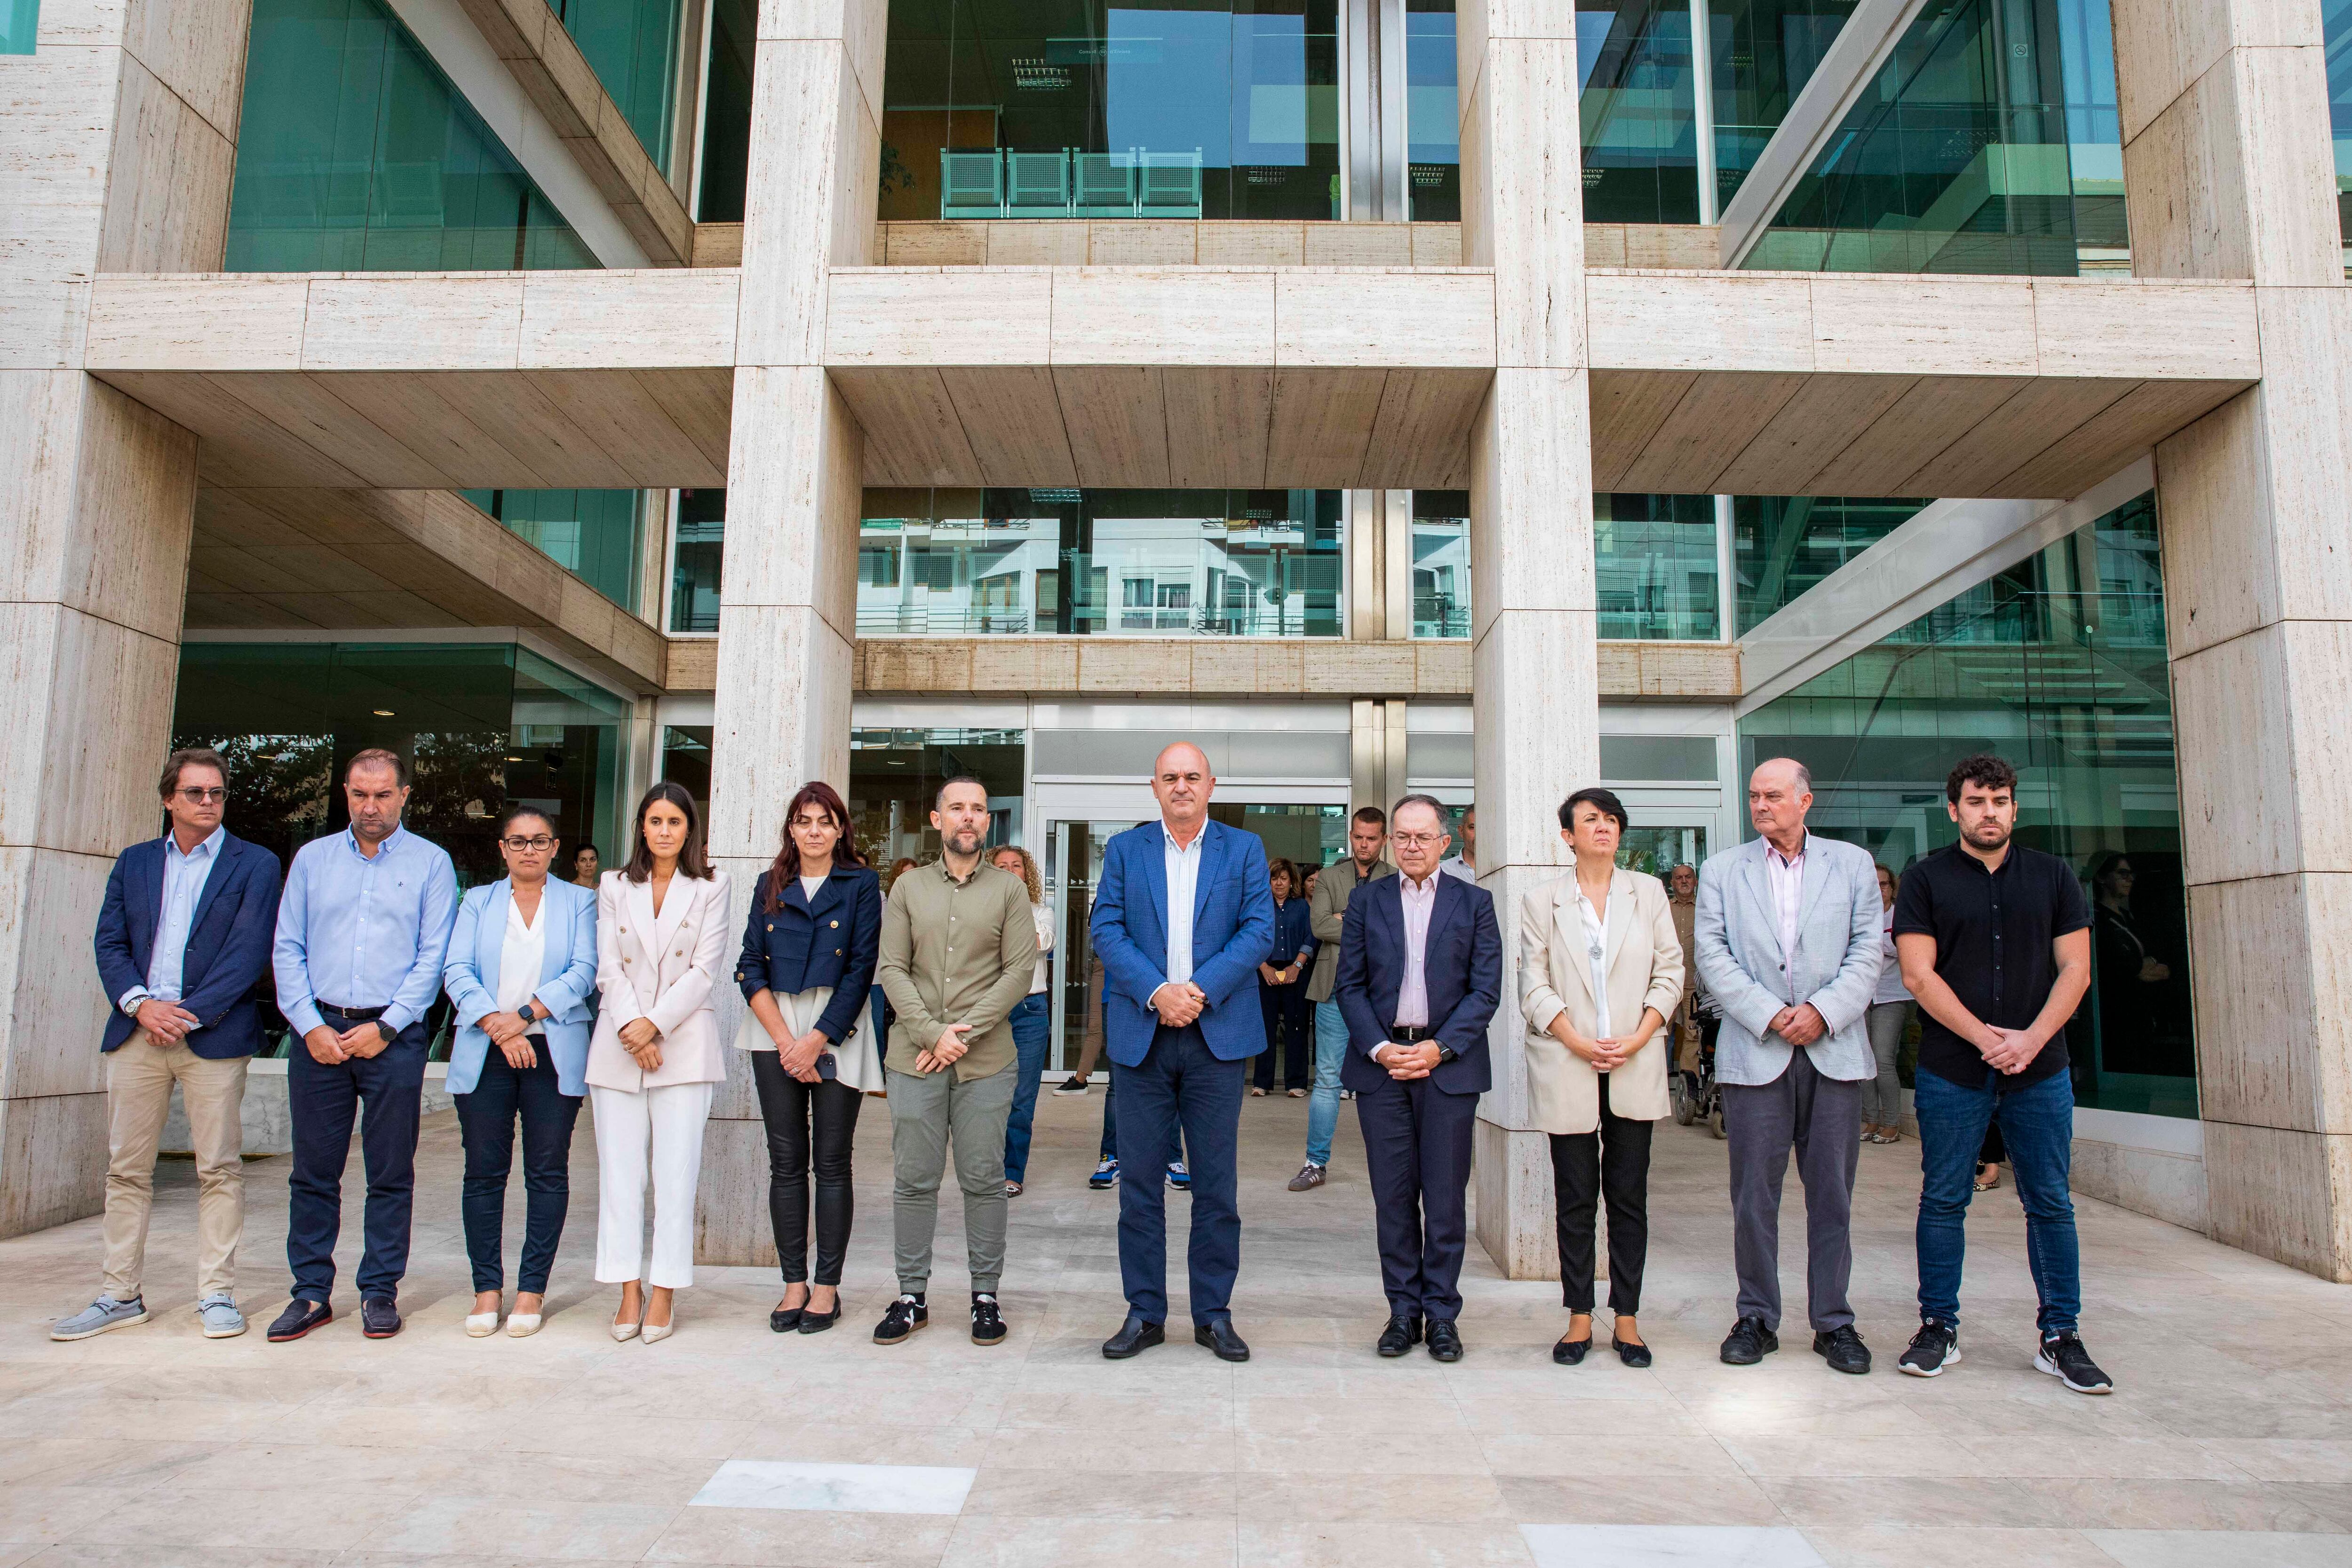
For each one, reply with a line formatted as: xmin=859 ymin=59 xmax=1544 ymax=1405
xmin=477 ymin=1008 xmax=540 ymax=1070
xmin=1150 ymin=981 xmax=1207 ymax=1028
xmin=914 ymin=1021 xmax=974 ymax=1075
xmin=132 ymin=997 xmax=200 ymax=1046
xmin=302 ymin=1018 xmax=392 ymax=1065
xmin=1976 ymin=1024 xmax=2042 ymax=1075
xmin=617 ymin=1015 xmax=664 ymax=1072
xmin=1376 ymin=1040 xmax=1443 ymax=1080
xmin=1766 ymin=1002 xmax=1829 ymax=1049
xmin=1553 ymin=1021 xmax=1642 ymax=1073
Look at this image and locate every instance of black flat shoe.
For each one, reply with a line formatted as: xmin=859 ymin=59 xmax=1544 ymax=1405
xmin=797 ymin=1301 xmax=842 ymax=1334
xmin=360 ymin=1296 xmax=402 ymax=1339
xmin=1377 ymin=1314 xmax=1423 ymax=1357
xmin=1426 ymin=1320 xmax=1463 ymax=1362
xmin=1194 ymin=1317 xmax=1251 ymax=1362
xmin=1553 ymin=1334 xmax=1591 ymax=1366
xmin=1102 ymin=1313 xmax=1165 ymax=1359
xmin=1611 ymin=1337 xmax=1653 ymax=1368
xmin=770 ymin=1300 xmax=805 ymax=1333
xmin=1720 ymin=1315 xmax=1779 ymax=1365
xmin=267 ymin=1298 xmax=332 ymax=1344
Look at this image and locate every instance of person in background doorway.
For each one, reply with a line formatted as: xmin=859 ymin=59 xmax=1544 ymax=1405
xmin=1862 ymin=864 xmax=1914 ymax=1146
xmin=735 ymin=781 xmax=882 ymax=1336
xmin=268 ymin=748 xmax=459 ymax=1344
xmin=2087 ymin=851 xmax=2169 ymax=1080
xmin=441 ymin=806 xmax=598 ymax=1338
xmin=1292 ymin=809 xmax=1393 ymax=1191
xmin=1252 ymin=857 xmax=1316 ymax=1098
xmin=1303 ymin=865 xmax=1322 ymax=901
xmin=1438 ymin=805 xmax=1478 ymax=883
xmin=61 ymin=748 xmax=281 ymax=1343
xmin=571 ymin=843 xmax=600 ymax=889
xmin=588 ymin=782 xmax=731 ymax=1344
xmin=993 ymin=844 xmax=1056 ymax=1197
xmin=1667 ymin=864 xmax=1700 ymax=1080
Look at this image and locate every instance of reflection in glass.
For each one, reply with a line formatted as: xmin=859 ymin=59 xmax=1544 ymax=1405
xmin=697 ymin=0 xmax=756 ymax=219
xmin=859 ymin=488 xmax=1343 ymax=637
xmin=1405 ymin=0 xmax=1460 ymax=220
xmin=850 ymin=729 xmax=1029 ymax=867
xmin=1579 ymin=0 xmax=1701 ymax=224
xmin=227 ymin=0 xmax=596 ymax=270
xmin=1410 ymin=491 xmax=1470 ymax=639
xmin=669 ymin=487 xmax=725 ymax=633
xmin=1733 ymin=495 xmax=1924 ymax=634
xmin=460 ymin=489 xmax=643 ymax=612
xmin=1597 ymin=493 xmax=1719 ymax=640
xmin=1738 ymin=493 xmax=2194 ymax=1117
xmin=1708 ymin=0 xmax=1854 ymax=210
xmin=550 ymin=0 xmax=682 ymax=172
xmin=881 ymin=0 xmax=1339 ymax=222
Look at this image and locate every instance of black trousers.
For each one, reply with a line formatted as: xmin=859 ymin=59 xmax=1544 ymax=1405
xmin=751 ymin=1051 xmax=864 ymax=1286
xmin=286 ymin=1009 xmax=429 ymax=1301
xmin=453 ymin=1046 xmax=582 ymax=1294
xmin=1355 ymin=1073 xmax=1478 ymax=1322
xmin=1549 ymin=1071 xmax=1653 ymax=1315
xmin=1253 ymin=980 xmax=1311 ymax=1090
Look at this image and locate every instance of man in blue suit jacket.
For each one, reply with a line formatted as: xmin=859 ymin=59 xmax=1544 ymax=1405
xmin=57 ymin=748 xmax=282 ymax=1342
xmin=1336 ymin=794 xmax=1501 ymax=1362
xmin=1089 ymin=742 xmax=1274 ymax=1361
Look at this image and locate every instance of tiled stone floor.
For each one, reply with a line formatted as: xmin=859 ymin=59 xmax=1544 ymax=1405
xmin=3 ymin=1089 xmax=2349 ymax=1567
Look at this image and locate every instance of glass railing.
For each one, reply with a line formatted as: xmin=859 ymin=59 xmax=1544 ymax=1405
xmin=938 ymin=148 xmax=1205 ymax=220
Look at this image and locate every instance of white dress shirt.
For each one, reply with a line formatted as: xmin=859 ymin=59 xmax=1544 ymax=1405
xmin=1027 ymin=900 xmax=1055 ymax=995
xmin=1765 ymin=834 xmax=1808 ymax=995
xmin=121 ymin=825 xmax=227 ymax=1013
xmin=496 ymin=892 xmax=548 ymax=1035
xmin=1160 ymin=822 xmax=1205 ymax=993
xmin=1394 ymin=871 xmax=1440 ymax=1028
xmin=1576 ymin=885 xmax=1613 ymax=1042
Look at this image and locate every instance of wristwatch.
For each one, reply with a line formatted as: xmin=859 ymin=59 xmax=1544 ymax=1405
xmin=516 ymin=1001 xmax=541 ymax=1026
xmin=1435 ymin=1044 xmax=1459 ymax=1064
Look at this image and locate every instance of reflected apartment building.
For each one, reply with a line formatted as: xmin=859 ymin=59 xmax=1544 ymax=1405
xmin=9 ymin=0 xmax=2351 ymax=1280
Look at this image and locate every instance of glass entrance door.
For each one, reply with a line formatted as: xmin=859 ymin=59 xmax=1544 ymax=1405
xmin=1047 ymin=819 xmax=1141 ymax=1074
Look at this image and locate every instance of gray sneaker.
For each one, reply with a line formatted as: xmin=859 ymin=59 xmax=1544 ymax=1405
xmin=51 ymin=1295 xmax=149 ymax=1341
xmin=197 ymin=1294 xmax=247 ymax=1338
xmin=1287 ymin=1163 xmax=1327 ymax=1192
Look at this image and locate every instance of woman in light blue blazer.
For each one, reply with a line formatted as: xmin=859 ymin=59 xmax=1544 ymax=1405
xmin=443 ymin=806 xmax=599 ymax=1338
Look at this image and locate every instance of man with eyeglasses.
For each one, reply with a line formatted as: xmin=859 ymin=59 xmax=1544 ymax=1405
xmin=59 ymin=749 xmax=283 ymax=1341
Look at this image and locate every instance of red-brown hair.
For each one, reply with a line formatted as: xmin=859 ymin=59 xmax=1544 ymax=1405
xmin=766 ymin=780 xmax=865 ymax=910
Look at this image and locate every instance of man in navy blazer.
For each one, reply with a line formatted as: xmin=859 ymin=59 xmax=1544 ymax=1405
xmin=1089 ymin=741 xmax=1275 ymax=1361
xmin=1336 ymin=794 xmax=1501 ymax=1361
xmin=57 ymin=747 xmax=281 ymax=1342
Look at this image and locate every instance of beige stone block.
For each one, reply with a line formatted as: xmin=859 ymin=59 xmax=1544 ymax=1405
xmin=1581 ymin=224 xmax=1627 ymax=268
xmin=1303 ymin=224 xmax=1412 ymax=265
xmin=1623 ymin=223 xmax=1719 ymax=270
xmin=2109 ymin=0 xmax=2318 ymax=146
xmin=938 ymin=366 xmax=1078 ymax=484
xmin=1470 ymin=608 xmax=1597 ymax=876
xmin=302 ymin=277 xmax=523 ymax=371
xmin=1411 ymin=223 xmax=1463 ymax=266
xmin=721 ymin=366 xmax=860 ymax=642
xmin=1414 ymin=640 xmax=1470 ymax=693
xmin=2031 ymin=279 xmax=2260 ymax=380
xmin=665 ymin=637 xmax=718 ymax=690
xmin=1267 ymin=366 xmax=1383 ymax=485
xmin=1471 ymin=1117 xmax=1555 ymax=1280
xmin=1586 ymin=273 xmax=1813 ymax=373
xmin=1055 ymin=365 xmax=1171 ymax=486
xmin=1197 ymin=222 xmax=1304 ymax=265
xmin=693 ymin=222 xmax=746 ymax=267
xmin=1050 ymin=270 xmax=1276 ymax=367
xmin=1305 ymin=640 xmax=1413 ymax=693
xmin=758 ymin=0 xmax=888 ymax=121
xmin=738 ymin=40 xmax=866 ymax=366
xmin=1162 ymin=367 xmax=1271 ymax=487
xmin=707 ymin=605 xmax=854 ymax=860
xmin=1810 ymin=276 xmax=2037 ymax=376
xmin=2185 ymin=872 xmax=2352 ymax=1136
xmin=0 ymin=280 xmax=93 ymax=374
xmin=117 ymin=0 xmax=252 ymax=136
xmin=858 ymin=637 xmax=976 ymax=692
xmin=1477 ymin=38 xmax=1582 ymax=368
xmin=1076 ymin=641 xmax=1194 ymax=693
xmin=2153 ymin=386 xmax=2275 ymax=658
xmin=963 ymin=637 xmax=1080 ymax=691
xmin=693 ymin=1092 xmax=778 ymax=1266
xmin=1273 ymin=272 xmax=1494 ymax=367
xmin=1630 ymin=640 xmax=1740 ymax=699
xmin=1362 ymin=368 xmax=1487 ymax=490
xmin=0 ymin=1087 xmax=106 ymax=1239
xmin=1085 ymin=222 xmax=1198 ymax=264
xmin=1187 ymin=639 xmax=1302 ymax=693
xmin=985 ymin=222 xmax=1089 ymax=265
xmin=833 ymin=367 xmax=975 ymax=485
xmin=525 ymin=8 xmax=604 ymax=138
xmin=881 ymin=221 xmax=987 ymax=265
xmin=2172 ymin=619 xmax=2352 ymax=886
xmin=2066 ymin=1134 xmax=2207 ymax=1234
xmin=1469 ymin=369 xmax=1594 ymax=637
xmin=84 ymin=277 xmax=306 ymax=371
xmin=0 ymin=846 xmax=116 ymax=1100
xmin=2203 ymin=1120 xmax=2352 ymax=1283
xmin=0 ymin=605 xmax=184 ymax=857
xmin=95 ymin=55 xmax=236 ymax=272
xmin=520 ymin=271 xmax=739 ymax=368
xmin=826 ymin=269 xmax=1052 ymax=364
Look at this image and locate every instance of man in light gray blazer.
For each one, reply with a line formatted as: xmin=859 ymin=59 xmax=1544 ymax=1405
xmin=1694 ymin=758 xmax=1884 ymax=1375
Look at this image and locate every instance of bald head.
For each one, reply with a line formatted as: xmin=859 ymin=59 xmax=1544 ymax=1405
xmin=1151 ymin=740 xmax=1215 ymax=839
xmin=1747 ymin=756 xmax=1813 ymax=852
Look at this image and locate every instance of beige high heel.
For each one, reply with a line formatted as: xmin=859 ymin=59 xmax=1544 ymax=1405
xmin=611 ymin=1296 xmax=644 ymax=1342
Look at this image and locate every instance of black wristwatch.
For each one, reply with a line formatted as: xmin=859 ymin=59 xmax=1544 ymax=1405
xmin=1435 ymin=1044 xmax=1459 ymax=1064
xmin=516 ymin=1002 xmax=541 ymax=1026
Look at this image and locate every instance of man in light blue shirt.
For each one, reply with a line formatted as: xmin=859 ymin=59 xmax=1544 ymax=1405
xmin=267 ymin=748 xmax=458 ymax=1344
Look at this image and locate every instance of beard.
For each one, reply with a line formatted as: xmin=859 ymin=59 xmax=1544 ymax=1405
xmin=1961 ymin=817 xmax=2011 ymax=850
xmin=943 ymin=826 xmax=985 ymax=858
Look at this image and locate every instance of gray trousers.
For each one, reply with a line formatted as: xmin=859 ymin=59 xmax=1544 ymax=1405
xmin=887 ymin=1064 xmax=1017 ymax=1295
xmin=1723 ymin=1046 xmax=1864 ymax=1332
xmin=1862 ymin=1001 xmax=1911 ymax=1126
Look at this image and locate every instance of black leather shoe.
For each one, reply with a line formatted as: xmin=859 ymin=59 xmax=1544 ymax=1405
xmin=770 ymin=1299 xmax=804 ymax=1333
xmin=266 ymin=1298 xmax=332 ymax=1343
xmin=1194 ymin=1317 xmax=1251 ymax=1362
xmin=1102 ymin=1313 xmax=1165 ymax=1359
xmin=360 ymin=1297 xmax=402 ymax=1339
xmin=1553 ymin=1333 xmax=1591 ymax=1366
xmin=1425 ymin=1319 xmax=1463 ymax=1362
xmin=1611 ymin=1336 xmax=1653 ymax=1369
xmin=797 ymin=1297 xmax=842 ymax=1334
xmin=1813 ymin=1324 xmax=1872 ymax=1375
xmin=971 ymin=1294 xmax=1008 ymax=1345
xmin=1377 ymin=1314 xmax=1422 ymax=1357
xmin=1720 ymin=1315 xmax=1779 ymax=1365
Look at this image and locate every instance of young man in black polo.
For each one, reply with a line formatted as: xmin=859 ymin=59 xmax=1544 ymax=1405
xmin=1891 ymin=754 xmax=2109 ymax=1393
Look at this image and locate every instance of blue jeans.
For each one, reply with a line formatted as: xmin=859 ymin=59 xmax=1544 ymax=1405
xmin=287 ymin=1010 xmax=429 ymax=1301
xmin=453 ymin=1046 xmax=582 ymax=1294
xmin=1115 ymin=1024 xmax=1243 ymax=1324
xmin=1304 ymin=999 xmax=1348 ymax=1168
xmin=1914 ymin=1065 xmax=2081 ymax=1335
xmin=1001 ymin=994 xmax=1052 ymax=1184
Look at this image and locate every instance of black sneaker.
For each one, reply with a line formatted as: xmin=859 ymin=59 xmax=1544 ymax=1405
xmin=1898 ymin=1319 xmax=1960 ymax=1378
xmin=2036 ymin=1331 xmax=2113 ymax=1394
xmin=1812 ymin=1324 xmax=1871 ymax=1374
xmin=873 ymin=1294 xmax=928 ymax=1345
xmin=1052 ymin=1076 xmax=1091 ymax=1096
xmin=971 ymin=1293 xmax=1007 ymax=1346
xmin=1719 ymin=1315 xmax=1779 ymax=1365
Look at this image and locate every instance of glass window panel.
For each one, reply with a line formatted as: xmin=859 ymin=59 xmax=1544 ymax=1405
xmin=1732 ymin=495 xmax=1925 ymax=633
xmin=850 ymin=728 xmax=1029 ymax=865
xmin=2 ymin=0 xmax=38 ymax=53
xmin=880 ymin=0 xmax=1340 ymax=223
xmin=1578 ymin=0 xmax=1700 ymax=224
xmin=1409 ymin=489 xmax=1470 ymax=639
xmin=2327 ymin=0 xmax=2352 ymax=245
xmin=1708 ymin=0 xmax=1855 ymax=210
xmin=227 ymin=0 xmax=597 ymax=271
xmin=461 ymin=488 xmax=643 ymax=612
xmin=1405 ymin=0 xmax=1459 ymax=220
xmin=551 ymin=0 xmax=682 ymax=171
xmin=858 ymin=487 xmax=1343 ymax=637
xmin=1737 ymin=493 xmax=2194 ymax=1117
xmin=697 ymin=0 xmax=756 ymax=219
xmin=670 ymin=486 xmax=726 ymax=632
xmin=1596 ymin=492 xmax=1719 ymax=639
xmin=660 ymin=724 xmax=713 ymax=824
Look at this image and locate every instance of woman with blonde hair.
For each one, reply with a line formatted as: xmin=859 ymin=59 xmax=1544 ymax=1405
xmin=990 ymin=844 xmax=1055 ymax=1196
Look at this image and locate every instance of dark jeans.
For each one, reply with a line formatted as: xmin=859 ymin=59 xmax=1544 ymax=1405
xmin=453 ymin=1046 xmax=582 ymax=1295
xmin=1550 ymin=1071 xmax=1653 ymax=1315
xmin=1001 ymin=993 xmax=1052 ymax=1183
xmin=1115 ymin=1024 xmax=1243 ymax=1325
xmin=750 ymin=1051 xmax=864 ymax=1286
xmin=1356 ymin=1073 xmax=1477 ymax=1321
xmin=286 ymin=1009 xmax=429 ymax=1302
xmin=1915 ymin=1065 xmax=2081 ymax=1334
xmin=1253 ymin=980 xmax=1311 ymax=1090
xmin=1100 ymin=1065 xmax=1118 ymax=1159
xmin=1722 ymin=1047 xmax=1863 ymax=1332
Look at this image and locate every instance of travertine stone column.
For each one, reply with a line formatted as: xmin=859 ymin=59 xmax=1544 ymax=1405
xmin=1458 ymin=0 xmax=1594 ymax=1280
xmin=2113 ymin=0 xmax=2352 ymax=1277
xmin=697 ymin=0 xmax=882 ymax=1263
xmin=0 ymin=0 xmax=242 ymax=1234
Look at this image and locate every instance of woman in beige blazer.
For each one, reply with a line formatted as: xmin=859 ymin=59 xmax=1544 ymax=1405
xmin=1518 ymin=788 xmax=1684 ymax=1369
xmin=588 ymin=782 xmax=731 ymax=1343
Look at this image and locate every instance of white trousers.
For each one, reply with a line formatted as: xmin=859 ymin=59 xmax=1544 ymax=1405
xmin=591 ymin=1081 xmax=714 ymax=1289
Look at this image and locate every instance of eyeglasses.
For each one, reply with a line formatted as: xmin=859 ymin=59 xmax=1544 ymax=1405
xmin=501 ymin=835 xmax=556 ymax=852
xmin=1391 ymin=832 xmax=1446 ymax=848
xmin=175 ymin=787 xmax=227 ymax=804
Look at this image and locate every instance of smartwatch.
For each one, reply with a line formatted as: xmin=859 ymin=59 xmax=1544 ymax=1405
xmin=517 ymin=1002 xmax=541 ymax=1026
xmin=1436 ymin=1044 xmax=1459 ymax=1065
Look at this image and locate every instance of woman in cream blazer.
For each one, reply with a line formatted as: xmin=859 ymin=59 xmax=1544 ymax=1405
xmin=587 ymin=781 xmax=732 ymax=1343
xmin=1518 ymin=787 xmax=1684 ymax=1369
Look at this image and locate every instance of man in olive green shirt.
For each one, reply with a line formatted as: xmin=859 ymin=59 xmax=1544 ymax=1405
xmin=1294 ymin=807 xmax=1395 ymax=1190
xmin=872 ymin=776 xmax=1038 ymax=1348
